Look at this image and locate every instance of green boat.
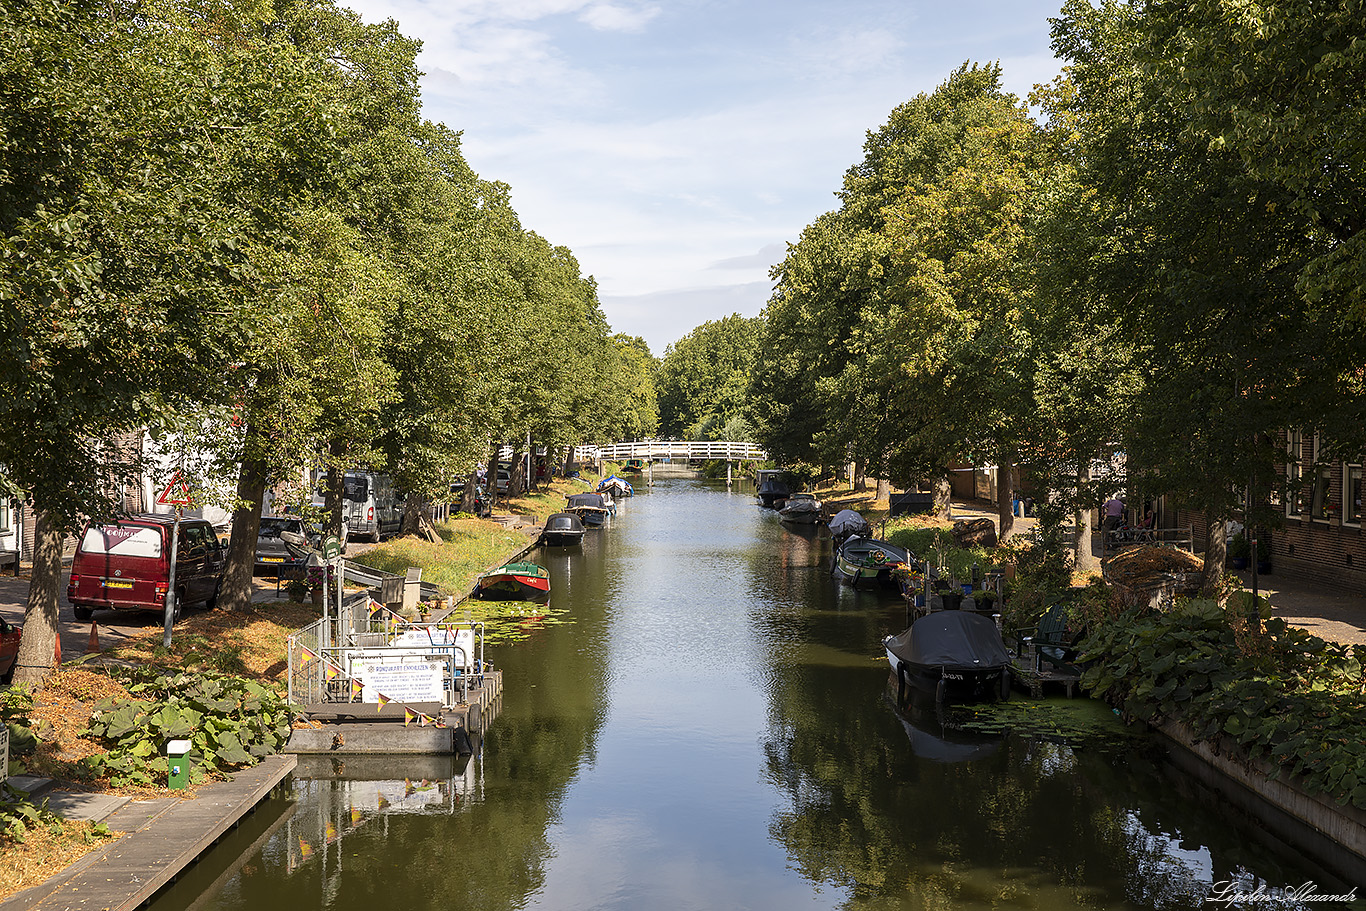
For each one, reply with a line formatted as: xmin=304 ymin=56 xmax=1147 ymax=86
xmin=475 ymin=562 xmax=551 ymax=602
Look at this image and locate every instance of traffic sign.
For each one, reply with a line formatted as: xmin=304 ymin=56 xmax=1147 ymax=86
xmin=156 ymin=471 xmax=193 ymax=507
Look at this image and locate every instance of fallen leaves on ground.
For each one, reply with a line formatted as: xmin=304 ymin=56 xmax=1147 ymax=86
xmin=0 ymin=820 xmax=119 ymax=903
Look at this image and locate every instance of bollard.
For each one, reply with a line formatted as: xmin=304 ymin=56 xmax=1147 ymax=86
xmin=167 ymin=739 xmax=192 ymax=790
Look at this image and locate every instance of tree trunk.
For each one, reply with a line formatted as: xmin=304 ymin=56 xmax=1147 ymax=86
xmin=508 ymin=449 xmax=526 ymax=497
xmin=996 ymin=460 xmax=1016 ymax=542
xmin=933 ymin=476 xmax=953 ymax=521
xmin=1073 ymin=463 xmax=1099 ymax=574
xmin=323 ymin=439 xmax=346 ymax=543
xmin=1201 ymin=511 xmax=1228 ymax=597
xmin=13 ymin=508 xmax=64 ymax=686
xmin=563 ymin=446 xmax=575 ymax=477
xmin=460 ymin=469 xmax=480 ymax=514
xmin=875 ymin=476 xmax=890 ymax=502
xmin=403 ymin=494 xmax=439 ymax=541
xmin=854 ymin=459 xmax=867 ymax=492
xmin=220 ymin=454 xmax=267 ymax=612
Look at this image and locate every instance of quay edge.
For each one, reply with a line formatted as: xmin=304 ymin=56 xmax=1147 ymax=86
xmin=1156 ymin=719 xmax=1366 ymax=885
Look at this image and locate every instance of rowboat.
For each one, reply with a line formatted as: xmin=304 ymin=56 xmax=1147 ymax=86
xmin=474 ymin=562 xmax=551 ymax=602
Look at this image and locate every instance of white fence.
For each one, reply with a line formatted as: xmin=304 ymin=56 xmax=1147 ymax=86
xmin=571 ymin=441 xmax=767 ymax=463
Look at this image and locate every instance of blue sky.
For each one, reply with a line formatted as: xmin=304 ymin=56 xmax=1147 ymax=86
xmin=342 ymin=0 xmax=1066 ymax=355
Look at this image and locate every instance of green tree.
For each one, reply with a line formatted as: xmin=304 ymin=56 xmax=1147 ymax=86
xmin=655 ymin=315 xmax=761 ymax=439
xmin=0 ymin=0 xmax=257 ymax=680
xmin=1048 ymin=0 xmax=1366 ymax=590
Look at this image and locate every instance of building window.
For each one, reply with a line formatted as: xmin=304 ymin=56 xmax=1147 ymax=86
xmin=1310 ymin=464 xmax=1334 ymax=521
xmin=0 ymin=499 xmax=10 ymax=533
xmin=1286 ymin=429 xmax=1305 ymax=517
xmin=1347 ymin=465 xmax=1363 ymax=527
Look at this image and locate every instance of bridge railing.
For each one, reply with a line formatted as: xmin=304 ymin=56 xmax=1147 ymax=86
xmin=571 ymin=441 xmax=766 ymax=463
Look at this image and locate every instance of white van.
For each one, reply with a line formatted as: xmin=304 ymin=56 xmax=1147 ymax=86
xmin=313 ymin=470 xmax=403 ymax=543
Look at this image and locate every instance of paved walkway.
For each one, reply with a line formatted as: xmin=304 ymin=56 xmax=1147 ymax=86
xmin=1 ymin=756 xmax=296 ymax=911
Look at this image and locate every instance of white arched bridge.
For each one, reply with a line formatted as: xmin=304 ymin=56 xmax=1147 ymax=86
xmin=572 ymin=440 xmax=767 ymax=464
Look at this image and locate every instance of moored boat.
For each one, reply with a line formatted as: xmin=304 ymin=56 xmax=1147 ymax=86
xmin=622 ymin=459 xmax=646 ymax=474
xmin=827 ymin=509 xmax=872 ymax=548
xmin=565 ymin=492 xmax=612 ymax=526
xmin=833 ymin=535 xmax=910 ymax=588
xmin=883 ymin=610 xmax=1012 ymax=704
xmin=540 ymin=512 xmax=586 ymax=547
xmin=598 ymin=475 xmax=634 ymax=497
xmin=475 ymin=562 xmax=551 ymax=602
xmin=755 ymin=471 xmax=789 ymax=509
xmin=778 ymin=492 xmax=822 ymax=524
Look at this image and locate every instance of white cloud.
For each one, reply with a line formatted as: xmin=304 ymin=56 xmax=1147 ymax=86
xmin=578 ymin=2 xmax=660 ymax=32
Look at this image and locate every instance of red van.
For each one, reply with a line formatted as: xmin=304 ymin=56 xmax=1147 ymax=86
xmin=67 ymin=515 xmax=226 ymax=621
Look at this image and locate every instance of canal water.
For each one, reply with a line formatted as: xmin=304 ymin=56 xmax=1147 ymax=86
xmin=154 ymin=480 xmax=1361 ymax=910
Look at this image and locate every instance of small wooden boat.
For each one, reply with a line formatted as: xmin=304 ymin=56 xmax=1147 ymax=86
xmin=833 ymin=536 xmax=910 ymax=588
xmin=778 ymin=492 xmax=822 ymax=524
xmin=565 ymin=492 xmax=612 ymax=527
xmin=540 ymin=512 xmax=586 ymax=547
xmin=884 ymin=610 xmax=1012 ymax=704
xmin=622 ymin=459 xmax=646 ymax=474
xmin=475 ymin=562 xmax=551 ymax=602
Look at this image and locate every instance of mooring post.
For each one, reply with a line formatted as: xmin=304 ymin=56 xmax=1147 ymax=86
xmin=727 ymin=461 xmax=732 ymax=486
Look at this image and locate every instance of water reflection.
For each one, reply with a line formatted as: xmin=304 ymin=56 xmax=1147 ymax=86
xmin=155 ymin=480 xmax=1363 ymax=911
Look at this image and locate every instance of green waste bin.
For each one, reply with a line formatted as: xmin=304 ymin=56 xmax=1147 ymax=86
xmin=167 ymin=739 xmax=192 ymax=790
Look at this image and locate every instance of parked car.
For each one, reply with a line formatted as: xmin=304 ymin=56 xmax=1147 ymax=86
xmin=67 ymin=514 xmax=226 ymax=621
xmin=0 ymin=616 xmax=20 ymax=683
xmin=254 ymin=516 xmax=316 ymax=575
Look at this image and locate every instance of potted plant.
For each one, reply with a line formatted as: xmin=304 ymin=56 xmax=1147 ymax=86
xmin=285 ymin=579 xmax=309 ymax=603
xmin=1227 ymin=531 xmax=1250 ymax=570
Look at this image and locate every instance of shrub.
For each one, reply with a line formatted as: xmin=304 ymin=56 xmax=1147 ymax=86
xmin=1080 ymin=598 xmax=1366 ymax=808
xmin=80 ymin=668 xmax=293 ymax=788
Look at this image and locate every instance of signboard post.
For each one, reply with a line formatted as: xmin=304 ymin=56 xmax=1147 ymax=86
xmin=155 ymin=470 xmax=193 ymax=649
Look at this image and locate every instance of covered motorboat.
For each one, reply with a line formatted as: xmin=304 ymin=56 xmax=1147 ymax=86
xmin=778 ymin=492 xmax=822 ymax=525
xmin=540 ymin=512 xmax=586 ymax=547
xmin=883 ymin=611 xmax=1012 ymax=703
xmin=598 ymin=475 xmax=634 ymax=497
xmin=565 ymin=492 xmax=612 ymax=527
xmin=827 ymin=509 xmax=872 ymax=547
xmin=833 ymin=536 xmax=910 ymax=588
xmin=475 ymin=562 xmax=551 ymax=602
xmin=756 ymin=475 xmax=789 ymax=509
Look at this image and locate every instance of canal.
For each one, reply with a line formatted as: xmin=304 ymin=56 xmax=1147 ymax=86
xmin=154 ymin=479 xmax=1360 ymax=910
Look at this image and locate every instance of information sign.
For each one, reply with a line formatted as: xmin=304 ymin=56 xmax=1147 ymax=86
xmin=354 ymin=659 xmax=444 ymax=703
xmin=0 ymin=724 xmax=8 ymax=783
xmin=321 ymin=535 xmax=341 ymax=561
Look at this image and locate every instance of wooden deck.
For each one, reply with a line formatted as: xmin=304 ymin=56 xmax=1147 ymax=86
xmin=1 ymin=755 xmax=295 ymax=911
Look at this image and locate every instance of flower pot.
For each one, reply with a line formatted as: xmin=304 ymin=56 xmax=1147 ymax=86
xmin=1230 ymin=556 xmax=1249 ymax=570
xmin=311 ymin=589 xmax=324 ymax=607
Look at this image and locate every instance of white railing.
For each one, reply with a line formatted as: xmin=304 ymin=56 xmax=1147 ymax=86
xmin=571 ymin=441 xmax=767 ymax=463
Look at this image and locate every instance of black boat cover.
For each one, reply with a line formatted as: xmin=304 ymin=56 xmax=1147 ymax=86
xmin=886 ymin=611 xmax=1012 ymax=670
xmin=757 ymin=478 xmax=789 ymax=496
xmin=828 ymin=509 xmax=872 ymax=538
xmin=566 ymin=493 xmax=607 ymax=509
xmin=544 ymin=513 xmax=585 ymax=532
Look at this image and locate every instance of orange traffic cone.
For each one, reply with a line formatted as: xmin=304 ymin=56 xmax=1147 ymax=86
xmin=86 ymin=622 xmax=100 ymax=655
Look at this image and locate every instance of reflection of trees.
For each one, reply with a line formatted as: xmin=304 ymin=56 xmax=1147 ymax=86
xmin=186 ymin=546 xmax=615 ymax=911
xmin=753 ymin=635 xmax=1249 ymax=909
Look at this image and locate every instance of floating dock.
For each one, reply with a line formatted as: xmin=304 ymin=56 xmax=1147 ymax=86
xmin=286 ymin=670 xmax=502 ymax=755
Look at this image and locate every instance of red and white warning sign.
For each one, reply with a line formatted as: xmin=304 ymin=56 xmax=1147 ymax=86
xmin=156 ymin=471 xmax=194 ymax=507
